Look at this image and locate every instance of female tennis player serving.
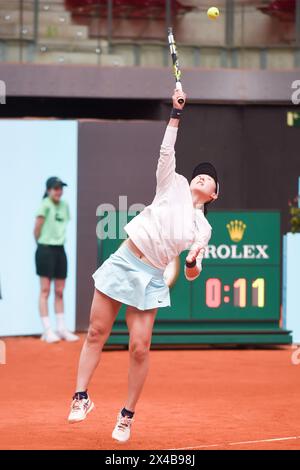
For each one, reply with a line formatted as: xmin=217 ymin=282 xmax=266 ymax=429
xmin=68 ymin=89 xmax=219 ymax=442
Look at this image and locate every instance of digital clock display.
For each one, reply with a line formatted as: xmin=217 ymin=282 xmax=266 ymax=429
xmin=205 ymin=277 xmax=265 ymax=308
xmin=190 ymin=265 xmax=279 ymax=320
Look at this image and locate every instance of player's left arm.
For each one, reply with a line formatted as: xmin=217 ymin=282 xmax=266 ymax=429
xmin=184 ymin=228 xmax=212 ymax=281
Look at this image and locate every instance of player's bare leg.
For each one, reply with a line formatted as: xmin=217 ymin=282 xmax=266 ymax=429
xmin=68 ymin=290 xmax=121 ymax=423
xmin=76 ymin=289 xmax=121 ymax=390
xmin=112 ymin=306 xmax=157 ymax=442
xmin=126 ymin=306 xmax=157 ymax=410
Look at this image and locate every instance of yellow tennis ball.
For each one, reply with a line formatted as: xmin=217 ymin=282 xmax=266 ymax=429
xmin=207 ymin=6 xmax=220 ymax=20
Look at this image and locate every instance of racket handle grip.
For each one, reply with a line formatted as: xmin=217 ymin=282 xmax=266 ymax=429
xmin=175 ymin=81 xmax=185 ymax=105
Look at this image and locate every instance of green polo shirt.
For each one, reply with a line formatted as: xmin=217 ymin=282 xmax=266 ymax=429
xmin=37 ymin=197 xmax=70 ymax=245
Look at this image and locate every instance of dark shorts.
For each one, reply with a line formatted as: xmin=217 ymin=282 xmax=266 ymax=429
xmin=35 ymin=244 xmax=67 ymax=279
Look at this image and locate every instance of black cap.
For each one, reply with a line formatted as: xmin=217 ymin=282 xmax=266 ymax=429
xmin=46 ymin=177 xmax=67 ymax=190
xmin=191 ymin=162 xmax=219 ymax=195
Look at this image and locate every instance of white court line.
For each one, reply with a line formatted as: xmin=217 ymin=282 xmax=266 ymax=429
xmin=168 ymin=435 xmax=300 ymax=450
xmin=229 ymin=436 xmax=300 ymax=446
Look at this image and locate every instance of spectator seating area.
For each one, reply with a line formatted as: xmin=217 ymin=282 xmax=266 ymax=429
xmin=0 ymin=0 xmax=299 ymax=68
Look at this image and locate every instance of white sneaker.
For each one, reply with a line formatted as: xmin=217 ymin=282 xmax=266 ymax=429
xmin=41 ymin=328 xmax=61 ymax=343
xmin=57 ymin=329 xmax=79 ymax=342
xmin=68 ymin=395 xmax=94 ymax=423
xmin=112 ymin=412 xmax=134 ymax=443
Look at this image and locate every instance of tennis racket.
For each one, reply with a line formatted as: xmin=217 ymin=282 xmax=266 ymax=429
xmin=167 ymin=27 xmax=185 ymax=105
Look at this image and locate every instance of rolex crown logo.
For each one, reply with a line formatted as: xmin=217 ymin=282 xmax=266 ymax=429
xmin=226 ymin=220 xmax=246 ymax=243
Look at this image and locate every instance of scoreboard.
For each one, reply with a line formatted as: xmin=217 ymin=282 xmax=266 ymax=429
xmin=191 ymin=211 xmax=280 ymax=321
xmin=98 ymin=211 xmax=292 ymax=345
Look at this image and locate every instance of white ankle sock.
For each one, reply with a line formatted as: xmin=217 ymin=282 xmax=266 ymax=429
xmin=56 ymin=313 xmax=66 ymax=331
xmin=41 ymin=316 xmax=51 ymax=331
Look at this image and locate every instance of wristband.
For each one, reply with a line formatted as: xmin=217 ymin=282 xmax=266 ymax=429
xmin=185 ymin=259 xmax=197 ymax=269
xmin=170 ymin=108 xmax=182 ymax=119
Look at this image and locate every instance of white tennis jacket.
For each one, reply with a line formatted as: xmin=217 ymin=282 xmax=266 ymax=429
xmin=124 ymin=125 xmax=212 ymax=280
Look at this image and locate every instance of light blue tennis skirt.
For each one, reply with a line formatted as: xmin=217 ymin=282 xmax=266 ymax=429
xmin=92 ymin=243 xmax=170 ymax=311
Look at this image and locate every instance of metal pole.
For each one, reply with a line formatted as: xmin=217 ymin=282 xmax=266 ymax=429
xmin=96 ymin=2 xmax=101 ymax=65
xmin=33 ymin=0 xmax=39 ymax=45
xmin=296 ymin=0 xmax=300 ymax=46
xmin=107 ymin=0 xmax=113 ymax=54
xmin=19 ymin=0 xmax=24 ymax=62
xmin=240 ymin=3 xmax=245 ymax=68
xmin=225 ymin=0 xmax=235 ymax=47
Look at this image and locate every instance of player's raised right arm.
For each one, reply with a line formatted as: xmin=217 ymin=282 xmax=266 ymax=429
xmin=156 ymin=89 xmax=186 ymax=190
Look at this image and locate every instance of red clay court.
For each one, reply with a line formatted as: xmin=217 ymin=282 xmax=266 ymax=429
xmin=1 ymin=336 xmax=300 ymax=450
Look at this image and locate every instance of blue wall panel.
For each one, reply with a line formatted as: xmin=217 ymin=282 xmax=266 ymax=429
xmin=0 ymin=121 xmax=78 ymax=336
